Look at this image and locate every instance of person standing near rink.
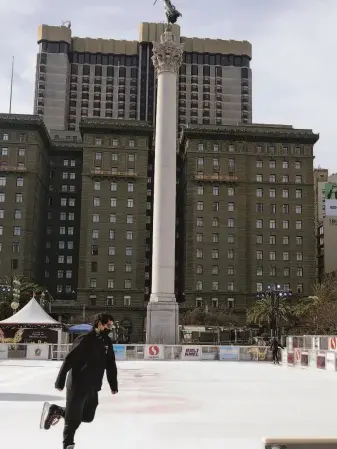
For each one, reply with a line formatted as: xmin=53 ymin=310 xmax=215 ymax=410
xmin=270 ymin=336 xmax=284 ymax=364
xmin=40 ymin=313 xmax=118 ymax=449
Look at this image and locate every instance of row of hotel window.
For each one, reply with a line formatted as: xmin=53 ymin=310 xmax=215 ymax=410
xmin=1 ymin=148 xmax=26 ymax=157
xmin=93 ymin=152 xmax=136 ymax=162
xmin=93 ymin=138 xmax=135 ymax=147
xmin=0 ymin=177 xmax=24 ymax=187
xmin=196 ymin=202 xmax=304 ymax=213
xmin=1 ymin=134 xmax=25 ymax=142
xmin=94 ymin=181 xmax=134 ymax=192
xmin=196 ymin=217 xmax=304 ymax=229
xmin=197 ymin=158 xmax=302 ymax=170
xmin=197 ymin=186 xmax=304 ymax=197
xmin=89 ymin=279 xmax=132 ymax=289
xmin=196 ymin=282 xmax=305 ymax=294
xmin=197 ymin=143 xmax=304 ymax=155
xmin=0 ymin=210 xmax=22 ymax=219
xmin=196 ymin=234 xmax=303 ymax=245
xmin=0 ymin=227 xmax=22 ymax=235
xmin=195 ymin=264 xmax=304 ymax=275
xmin=91 ymin=230 xmax=134 ymax=240
xmin=87 ymin=296 xmax=132 ymax=307
xmin=196 ymin=249 xmax=304 ymax=260
xmin=93 ymin=198 xmax=136 ymax=208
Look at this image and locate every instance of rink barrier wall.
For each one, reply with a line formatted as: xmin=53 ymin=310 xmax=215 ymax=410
xmin=1 ymin=342 xmax=336 ymax=371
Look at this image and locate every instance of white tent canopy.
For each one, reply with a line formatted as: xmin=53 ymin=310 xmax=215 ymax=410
xmin=0 ymin=297 xmax=61 ymax=326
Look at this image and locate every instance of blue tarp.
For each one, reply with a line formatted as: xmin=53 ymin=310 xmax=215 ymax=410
xmin=68 ymin=324 xmax=92 ymax=333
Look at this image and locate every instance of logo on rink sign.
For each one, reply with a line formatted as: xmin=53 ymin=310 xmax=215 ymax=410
xmin=144 ymin=345 xmax=164 ymax=360
xmin=182 ymin=346 xmax=201 ymax=360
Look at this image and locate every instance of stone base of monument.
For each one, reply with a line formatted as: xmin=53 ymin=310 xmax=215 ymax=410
xmin=146 ymin=298 xmax=179 ymax=345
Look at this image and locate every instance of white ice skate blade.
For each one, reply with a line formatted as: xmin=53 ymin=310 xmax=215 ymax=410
xmin=39 ymin=402 xmax=50 ymax=429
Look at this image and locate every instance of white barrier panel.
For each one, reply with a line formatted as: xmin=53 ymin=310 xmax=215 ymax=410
xmin=144 ymin=344 xmax=164 ymax=360
xmin=220 ymin=346 xmax=239 ymax=361
xmin=326 ymin=352 xmax=336 ymax=371
xmin=26 ymin=344 xmax=49 ymax=360
xmin=309 ymin=350 xmax=317 ymax=368
xmin=181 ymin=345 xmax=201 ymax=360
xmin=0 ymin=343 xmax=8 ymax=359
xmin=282 ymin=349 xmax=287 ymax=364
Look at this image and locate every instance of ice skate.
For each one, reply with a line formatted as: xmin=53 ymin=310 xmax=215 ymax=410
xmin=40 ymin=401 xmax=63 ymax=429
xmin=67 ymin=446 xmax=75 ymax=449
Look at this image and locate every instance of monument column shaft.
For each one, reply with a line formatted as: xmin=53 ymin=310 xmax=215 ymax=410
xmin=151 ymin=70 xmax=177 ymax=298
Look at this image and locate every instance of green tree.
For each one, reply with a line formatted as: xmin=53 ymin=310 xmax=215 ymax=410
xmin=246 ymin=293 xmax=292 ymax=337
xmin=0 ymin=274 xmax=43 ymax=320
xmin=181 ymin=306 xmax=238 ymax=327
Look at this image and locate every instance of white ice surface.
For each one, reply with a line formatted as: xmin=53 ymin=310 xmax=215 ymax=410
xmin=0 ymin=360 xmax=337 ymax=449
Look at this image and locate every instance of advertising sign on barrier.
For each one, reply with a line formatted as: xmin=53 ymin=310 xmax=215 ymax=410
xmin=294 ymin=348 xmax=301 ymax=365
xmin=26 ymin=344 xmax=49 ymax=360
xmin=287 ymin=337 xmax=293 ymax=351
xmin=308 ymin=350 xmax=317 ymax=368
xmin=326 ymin=352 xmax=335 ymax=371
xmin=220 ymin=346 xmax=239 ymax=361
xmin=317 ymin=351 xmax=326 ymax=369
xmin=0 ymin=343 xmax=8 ymax=359
xmin=287 ymin=352 xmax=294 ymax=365
xmin=113 ymin=344 xmax=126 ymax=361
xmin=181 ymin=345 xmax=201 ymax=360
xmin=329 ymin=337 xmax=337 ymax=351
xmin=313 ymin=336 xmax=320 ymax=350
xmin=240 ymin=346 xmax=271 ymax=361
xmin=301 ymin=352 xmax=308 ymax=367
xmin=282 ymin=349 xmax=287 ymax=364
xmin=144 ymin=344 xmax=164 ymax=360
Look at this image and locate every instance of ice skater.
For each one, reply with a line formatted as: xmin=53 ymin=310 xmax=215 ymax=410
xmin=40 ymin=313 xmax=118 ymax=449
xmin=270 ymin=336 xmax=284 ymax=364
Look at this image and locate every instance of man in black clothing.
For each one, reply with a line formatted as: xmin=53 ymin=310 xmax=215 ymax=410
xmin=40 ymin=313 xmax=118 ymax=449
xmin=270 ymin=337 xmax=284 ymax=364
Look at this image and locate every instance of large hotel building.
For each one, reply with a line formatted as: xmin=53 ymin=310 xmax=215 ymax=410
xmin=0 ymin=23 xmax=318 ymax=341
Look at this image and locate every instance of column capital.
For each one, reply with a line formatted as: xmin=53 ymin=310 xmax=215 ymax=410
xmin=152 ymin=29 xmax=184 ymax=76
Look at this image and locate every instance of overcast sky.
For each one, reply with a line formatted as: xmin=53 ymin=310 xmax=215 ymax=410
xmin=0 ymin=0 xmax=336 ymax=171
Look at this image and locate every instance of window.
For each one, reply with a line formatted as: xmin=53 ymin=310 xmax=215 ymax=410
xmin=212 ymin=217 xmax=219 ymax=227
xmin=112 ymin=139 xmax=118 ymax=147
xmin=198 ymin=143 xmax=204 ymax=151
xmin=196 ymin=265 xmax=203 ymax=275
xmin=282 ymin=204 xmax=289 ymax=214
xmin=228 ymin=187 xmax=234 ymax=196
xmin=93 ymin=213 xmax=99 ymax=223
xmin=257 ymin=267 xmax=263 ymax=276
xmin=283 ymin=252 xmax=290 ymax=261
xmin=197 ymin=201 xmax=204 ymax=211
xmin=92 ymin=229 xmax=99 ymax=239
xmin=228 ymin=218 xmax=234 ymax=228
xmin=126 ymin=231 xmax=133 ymax=240
xmin=106 ymin=296 xmax=114 ymax=306
xmin=197 ymin=186 xmax=204 ymax=195
xmin=212 ymin=249 xmax=219 ymax=259
xmin=108 ymin=262 xmax=115 ymax=272
xmin=256 ymin=219 xmax=263 ymax=229
xmin=66 ymin=270 xmax=72 ymax=279
xmin=68 ymin=227 xmax=74 ymax=235
xmin=1 ymin=148 xmax=8 ymax=156
xmin=296 ymin=236 xmax=303 ymax=245
xmin=256 ymin=174 xmax=263 ymax=182
xmin=269 ymin=219 xmax=276 ymax=229
xmin=95 ymin=138 xmax=102 ymax=146
xmin=256 ymin=160 xmax=263 ymax=168
xmin=0 ymin=209 xmax=4 ymax=219
xmin=60 ymin=227 xmax=66 ymax=235
xmin=295 ymin=175 xmax=302 ymax=184
xmin=269 ymin=189 xmax=276 ymax=198
xmin=13 ymin=226 xmax=21 ymax=236
xmin=109 ymin=246 xmax=116 ymax=256
xmin=283 ymin=236 xmax=289 ymax=245
xmin=283 ymin=267 xmax=290 ymax=277
xmin=212 ymin=281 xmax=219 ymax=291
xmin=256 ymin=188 xmax=263 ymax=198
xmin=269 ymin=251 xmax=276 ymax=261
xmin=282 ymin=161 xmax=289 ymax=169
xmin=125 ymin=247 xmax=132 ymax=256
xmin=269 ymin=266 xmax=276 ymax=276
xmin=212 ymin=186 xmax=219 ymax=196
xmin=197 ymin=233 xmax=203 ymax=242
xmin=95 ymin=152 xmax=102 ymax=161
xmin=124 ymin=279 xmax=132 ymax=289
xmin=0 ymin=177 xmax=6 ymax=187
xmin=124 ymin=295 xmax=131 ymax=306
xmin=111 ymin=153 xmax=118 ymax=161
xmin=270 ymin=235 xmax=276 ymax=245
xmin=228 ymin=282 xmax=234 ymax=292
xmin=213 ymin=202 xmax=220 ymax=211
xmin=197 ymin=157 xmax=204 ymax=166
xmin=69 ymin=199 xmax=75 ymax=207
xmin=129 ymin=139 xmax=135 ymax=148
xmin=256 ymin=235 xmax=263 ymax=244
xmin=58 ymin=271 xmax=64 ymax=279
xmin=269 ymin=160 xmax=276 ymax=168
xmin=269 ymin=174 xmax=276 ymax=183
xmin=297 ymin=267 xmax=303 ymax=277
xmin=59 ymin=256 xmax=65 ymax=264
xmin=110 ymin=230 xmax=116 ymax=240
xmin=68 ymin=241 xmax=73 ymax=250
xmin=228 ymin=202 xmax=234 ymax=212
xmin=256 ymin=250 xmax=263 ymax=260
xmin=12 ymin=242 xmax=20 ymax=253
xmin=126 ymin=214 xmax=133 ymax=224
xmin=295 ymin=161 xmax=301 ymax=169
xmin=297 ymin=252 xmax=303 ymax=261
xmin=270 ymin=204 xmax=276 ymax=214
xmin=297 ymin=283 xmax=304 ymax=293
xmin=111 ymin=198 xmax=117 ymax=207
xmin=91 ymin=245 xmax=98 ymax=255
xmin=125 ymin=263 xmax=132 ymax=273
xmin=108 ymin=279 xmax=114 ymax=289
xmin=228 ymin=266 xmax=234 ymax=275
xmin=282 ymin=175 xmax=289 ymax=183
xmin=257 ymin=283 xmax=263 ymax=292
xmin=196 ymin=249 xmax=203 ymax=259
xmin=128 ymin=183 xmax=134 ymax=192
xmin=127 ymin=199 xmax=133 ymax=208
xmin=228 ymin=233 xmax=235 ymax=244
xmin=296 ymin=220 xmax=303 ymax=230
xmin=93 ymin=197 xmax=100 ymax=207
xmin=197 ymin=217 xmax=203 ymax=227
xmin=282 ymin=189 xmax=289 ymax=198
xmin=282 ymin=220 xmax=289 ymax=229
xmin=110 ymin=182 xmax=117 ymax=192
xmin=228 ymin=249 xmax=234 ymax=259
xmin=16 ymin=193 xmax=23 ymax=203
xmin=296 ymin=205 xmax=302 ymax=214
xmin=90 ymin=278 xmax=97 ymax=288
xmin=296 ymin=189 xmax=302 ymax=199
xmin=2 ymin=133 xmax=8 ymax=141
xmin=195 ymin=280 xmax=203 ymax=291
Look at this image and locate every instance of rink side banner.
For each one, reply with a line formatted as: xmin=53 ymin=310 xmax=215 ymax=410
xmin=144 ymin=344 xmax=164 ymax=360
xmin=220 ymin=346 xmax=239 ymax=361
xmin=239 ymin=346 xmax=272 ymax=362
xmin=26 ymin=344 xmax=49 ymax=360
xmin=0 ymin=343 xmax=8 ymax=359
xmin=181 ymin=345 xmax=201 ymax=360
xmin=113 ymin=344 xmax=126 ymax=361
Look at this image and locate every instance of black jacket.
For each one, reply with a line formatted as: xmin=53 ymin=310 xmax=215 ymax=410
xmin=55 ymin=331 xmax=118 ymax=392
xmin=270 ymin=340 xmax=284 ymax=351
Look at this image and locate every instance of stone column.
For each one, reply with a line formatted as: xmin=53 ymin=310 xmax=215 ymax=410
xmin=146 ymin=28 xmax=184 ymax=345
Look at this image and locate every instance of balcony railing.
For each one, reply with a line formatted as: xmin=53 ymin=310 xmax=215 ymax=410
xmin=87 ymin=170 xmax=137 ymax=178
xmin=193 ymin=174 xmax=238 ymax=183
xmin=0 ymin=166 xmax=27 ymax=173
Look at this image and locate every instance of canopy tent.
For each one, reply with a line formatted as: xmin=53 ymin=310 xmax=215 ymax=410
xmin=0 ymin=297 xmax=63 ymax=329
xmin=68 ymin=324 xmax=92 ymax=333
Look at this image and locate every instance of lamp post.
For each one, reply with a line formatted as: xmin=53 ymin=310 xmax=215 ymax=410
xmin=256 ymin=284 xmax=292 ymax=339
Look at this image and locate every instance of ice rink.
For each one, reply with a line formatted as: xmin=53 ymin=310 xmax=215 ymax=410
xmin=1 ymin=360 xmax=337 ymax=449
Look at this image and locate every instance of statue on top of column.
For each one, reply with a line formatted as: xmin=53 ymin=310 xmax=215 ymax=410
xmin=153 ymin=0 xmax=182 ymax=25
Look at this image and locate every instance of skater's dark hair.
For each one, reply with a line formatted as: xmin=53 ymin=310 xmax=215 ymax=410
xmin=92 ymin=313 xmax=114 ymax=328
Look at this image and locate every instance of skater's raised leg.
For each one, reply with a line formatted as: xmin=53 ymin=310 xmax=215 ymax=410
xmin=40 ymin=401 xmax=65 ymax=429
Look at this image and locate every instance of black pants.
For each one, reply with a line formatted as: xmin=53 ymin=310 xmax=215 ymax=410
xmin=272 ymin=349 xmax=279 ymax=362
xmin=62 ymin=387 xmax=99 ymax=449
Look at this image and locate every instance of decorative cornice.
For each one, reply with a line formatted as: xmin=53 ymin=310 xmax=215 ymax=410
xmin=0 ymin=113 xmax=51 ymax=144
xmin=152 ymin=30 xmax=184 ymax=76
xmin=79 ymin=118 xmax=153 ymax=135
xmin=179 ymin=124 xmax=319 ymax=146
